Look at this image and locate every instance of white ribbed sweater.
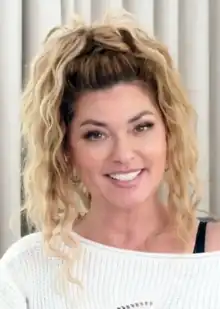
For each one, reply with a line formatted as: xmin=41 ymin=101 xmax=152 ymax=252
xmin=0 ymin=232 xmax=220 ymax=309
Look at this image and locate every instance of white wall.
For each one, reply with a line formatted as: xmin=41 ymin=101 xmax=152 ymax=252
xmin=0 ymin=0 xmax=219 ymax=255
xmin=0 ymin=0 xmax=22 ymax=256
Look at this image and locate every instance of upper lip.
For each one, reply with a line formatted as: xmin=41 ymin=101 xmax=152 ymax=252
xmin=105 ymin=169 xmax=143 ymax=175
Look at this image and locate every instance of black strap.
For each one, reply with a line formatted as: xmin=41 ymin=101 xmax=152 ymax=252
xmin=193 ymin=221 xmax=207 ymax=253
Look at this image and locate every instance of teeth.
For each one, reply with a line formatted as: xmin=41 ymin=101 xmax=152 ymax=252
xmin=109 ymin=170 xmax=141 ymax=181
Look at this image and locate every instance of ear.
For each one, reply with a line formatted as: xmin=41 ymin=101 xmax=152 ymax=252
xmin=205 ymin=221 xmax=220 ymax=252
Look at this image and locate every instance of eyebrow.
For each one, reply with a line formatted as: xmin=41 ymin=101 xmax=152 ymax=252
xmin=128 ymin=110 xmax=154 ymax=123
xmin=80 ymin=110 xmax=154 ymax=127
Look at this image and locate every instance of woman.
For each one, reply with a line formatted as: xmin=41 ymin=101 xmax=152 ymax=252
xmin=0 ymin=11 xmax=220 ymax=309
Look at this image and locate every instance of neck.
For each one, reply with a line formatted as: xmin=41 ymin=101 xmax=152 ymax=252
xmin=74 ymin=197 xmax=170 ymax=250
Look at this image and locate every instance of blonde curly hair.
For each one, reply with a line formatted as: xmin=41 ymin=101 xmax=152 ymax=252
xmin=21 ymin=11 xmax=200 ymax=283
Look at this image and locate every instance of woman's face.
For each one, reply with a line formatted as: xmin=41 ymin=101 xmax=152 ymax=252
xmin=70 ymin=83 xmax=167 ymax=210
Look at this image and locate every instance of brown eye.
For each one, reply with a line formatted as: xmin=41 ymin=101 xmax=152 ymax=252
xmin=134 ymin=122 xmax=154 ymax=133
xmin=83 ymin=130 xmax=106 ymax=141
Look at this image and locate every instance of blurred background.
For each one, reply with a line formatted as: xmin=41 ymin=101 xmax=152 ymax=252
xmin=0 ymin=0 xmax=219 ymax=256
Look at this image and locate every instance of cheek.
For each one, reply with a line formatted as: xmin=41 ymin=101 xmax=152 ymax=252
xmin=145 ymin=125 xmax=166 ymax=150
xmin=142 ymin=132 xmax=167 ymax=167
xmin=71 ymin=143 xmax=106 ymax=179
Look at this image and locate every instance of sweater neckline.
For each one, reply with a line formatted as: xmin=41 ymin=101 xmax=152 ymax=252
xmin=72 ymin=231 xmax=220 ymax=260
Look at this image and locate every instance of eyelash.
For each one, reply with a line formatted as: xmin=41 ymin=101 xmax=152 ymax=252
xmin=134 ymin=121 xmax=154 ymax=133
xmin=82 ymin=122 xmax=154 ymax=141
xmin=83 ymin=130 xmax=106 ymax=141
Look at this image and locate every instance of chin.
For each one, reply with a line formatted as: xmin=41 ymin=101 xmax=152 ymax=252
xmin=106 ymin=193 xmax=151 ymax=210
xmin=98 ymin=179 xmax=158 ymax=210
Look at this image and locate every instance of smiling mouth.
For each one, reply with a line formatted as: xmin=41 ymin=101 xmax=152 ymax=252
xmin=106 ymin=169 xmax=143 ymax=182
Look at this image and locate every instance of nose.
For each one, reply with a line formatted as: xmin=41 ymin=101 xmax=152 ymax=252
xmin=111 ymin=137 xmax=135 ymax=165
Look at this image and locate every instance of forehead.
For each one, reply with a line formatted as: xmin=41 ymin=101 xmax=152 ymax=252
xmin=73 ymin=83 xmax=158 ymax=122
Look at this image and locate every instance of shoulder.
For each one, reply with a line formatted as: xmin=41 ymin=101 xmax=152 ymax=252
xmin=206 ymin=221 xmax=220 ymax=252
xmin=0 ymin=232 xmax=52 ymax=283
xmin=0 ymin=232 xmax=44 ymax=266
xmin=0 ymin=233 xmax=47 ymax=308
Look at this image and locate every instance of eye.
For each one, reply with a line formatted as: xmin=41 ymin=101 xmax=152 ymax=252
xmin=134 ymin=121 xmax=154 ymax=133
xmin=82 ymin=130 xmax=106 ymax=141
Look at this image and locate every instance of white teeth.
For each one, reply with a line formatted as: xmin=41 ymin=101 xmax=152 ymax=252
xmin=109 ymin=170 xmax=141 ymax=181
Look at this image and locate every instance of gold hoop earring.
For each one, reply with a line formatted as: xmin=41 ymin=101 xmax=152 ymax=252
xmin=64 ymin=153 xmax=70 ymax=164
xmin=72 ymin=168 xmax=81 ymax=185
